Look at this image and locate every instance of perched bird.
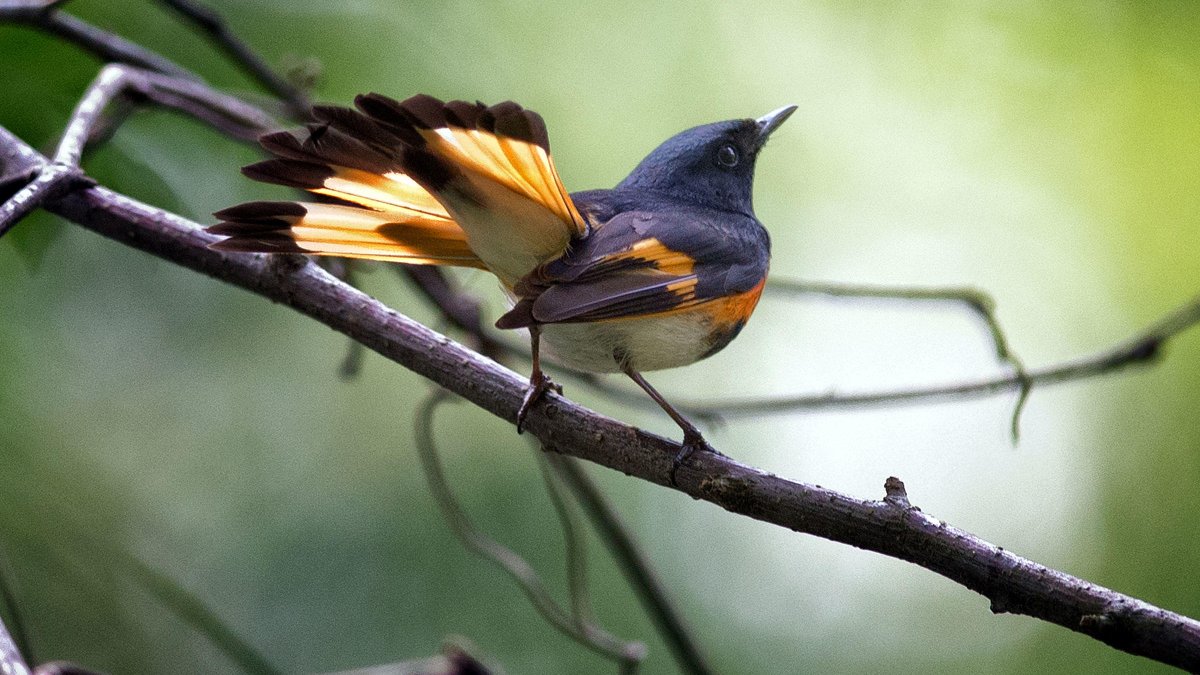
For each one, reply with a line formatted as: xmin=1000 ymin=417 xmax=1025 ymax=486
xmin=209 ymin=94 xmax=794 ymax=481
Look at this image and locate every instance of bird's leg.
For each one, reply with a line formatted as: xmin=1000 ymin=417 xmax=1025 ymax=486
xmin=620 ymin=364 xmax=718 ymax=485
xmin=516 ymin=325 xmax=562 ymax=433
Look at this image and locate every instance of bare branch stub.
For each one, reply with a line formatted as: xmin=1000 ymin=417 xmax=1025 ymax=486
xmin=882 ymin=476 xmax=911 ymax=508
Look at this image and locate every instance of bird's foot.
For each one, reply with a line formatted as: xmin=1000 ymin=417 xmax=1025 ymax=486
xmin=669 ymin=431 xmax=720 ymax=486
xmin=515 ymin=371 xmax=562 ymax=434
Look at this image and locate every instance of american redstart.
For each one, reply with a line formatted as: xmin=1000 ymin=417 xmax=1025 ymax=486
xmin=208 ymin=94 xmax=794 ymax=480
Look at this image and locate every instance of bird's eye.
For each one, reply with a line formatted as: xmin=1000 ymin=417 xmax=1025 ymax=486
xmin=716 ymin=144 xmax=739 ymax=168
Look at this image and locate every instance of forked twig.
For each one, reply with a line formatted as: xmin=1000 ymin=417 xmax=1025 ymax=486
xmin=55 ymin=64 xmax=274 ymax=159
xmin=767 ymin=279 xmax=1020 ymax=364
xmin=548 ymin=455 xmax=714 ymax=675
xmin=413 ymin=389 xmax=646 ymax=672
xmin=0 ymin=63 xmax=273 ymax=239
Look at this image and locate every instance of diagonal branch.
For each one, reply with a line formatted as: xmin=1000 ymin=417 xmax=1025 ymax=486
xmin=2 ymin=123 xmax=1197 ymax=670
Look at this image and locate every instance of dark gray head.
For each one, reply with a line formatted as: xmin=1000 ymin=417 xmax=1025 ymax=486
xmin=616 ymin=105 xmax=796 ymax=216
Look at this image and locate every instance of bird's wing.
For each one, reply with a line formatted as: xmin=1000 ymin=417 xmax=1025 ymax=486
xmin=497 ymin=210 xmax=764 ymax=327
xmin=210 ymin=94 xmax=585 ymax=283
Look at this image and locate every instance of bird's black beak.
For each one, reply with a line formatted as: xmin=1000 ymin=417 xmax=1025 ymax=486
xmin=756 ymin=105 xmax=797 ymax=146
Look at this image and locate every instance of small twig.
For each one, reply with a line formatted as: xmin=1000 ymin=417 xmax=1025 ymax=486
xmin=766 ymin=278 xmax=1032 ymax=437
xmin=155 ymin=0 xmax=312 ymax=120
xmin=536 ymin=452 xmax=597 ymax=632
xmin=0 ymin=3 xmax=198 ymax=79
xmin=670 ymin=295 xmax=1199 ymax=418
xmin=548 ymin=455 xmax=714 ymax=675
xmin=413 ymin=389 xmax=645 ymax=670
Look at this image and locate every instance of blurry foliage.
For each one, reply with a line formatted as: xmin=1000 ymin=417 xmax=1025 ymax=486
xmin=1 ymin=1 xmax=1199 ymax=673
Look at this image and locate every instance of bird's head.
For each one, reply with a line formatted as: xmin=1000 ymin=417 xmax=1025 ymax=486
xmin=617 ymin=105 xmax=796 ymax=216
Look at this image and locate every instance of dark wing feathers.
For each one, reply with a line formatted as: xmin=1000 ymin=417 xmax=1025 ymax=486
xmin=242 ymin=158 xmax=333 ymax=190
xmin=497 ymin=209 xmax=766 ymax=327
xmin=258 ymin=124 xmax=395 ymax=176
xmin=531 ymin=272 xmax=698 ymax=324
xmin=210 ymin=201 xmax=306 ymax=233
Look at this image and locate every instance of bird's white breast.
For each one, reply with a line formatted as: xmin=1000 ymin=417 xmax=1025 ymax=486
xmin=539 ymin=312 xmax=718 ymax=374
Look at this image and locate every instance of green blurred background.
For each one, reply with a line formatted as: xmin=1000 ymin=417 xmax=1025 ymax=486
xmin=2 ymin=1 xmax=1199 ymax=672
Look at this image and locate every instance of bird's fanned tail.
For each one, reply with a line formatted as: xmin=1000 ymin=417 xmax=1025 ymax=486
xmin=209 ymin=94 xmax=585 ymax=283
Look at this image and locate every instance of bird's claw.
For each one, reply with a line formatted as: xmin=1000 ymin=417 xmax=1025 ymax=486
xmin=668 ymin=432 xmax=718 ymax=487
xmin=515 ymin=372 xmax=562 ymax=434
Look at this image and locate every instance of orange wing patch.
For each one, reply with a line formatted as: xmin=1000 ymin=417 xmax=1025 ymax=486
xmin=600 ymin=237 xmax=696 ymax=276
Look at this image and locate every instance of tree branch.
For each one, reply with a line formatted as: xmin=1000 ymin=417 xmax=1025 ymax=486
xmin=2 ymin=125 xmax=1198 ymax=671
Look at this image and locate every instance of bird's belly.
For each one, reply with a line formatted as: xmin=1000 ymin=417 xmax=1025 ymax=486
xmin=540 ymin=310 xmax=728 ymax=374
